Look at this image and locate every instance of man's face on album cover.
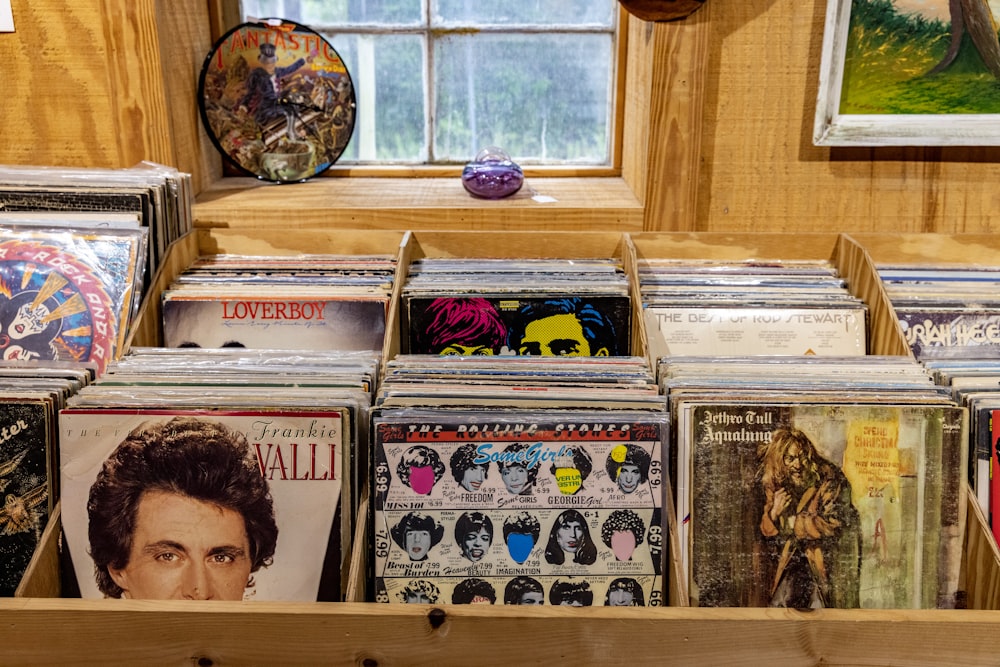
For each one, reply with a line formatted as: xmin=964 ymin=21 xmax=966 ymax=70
xmin=109 ymin=490 xmax=253 ymax=601
xmin=617 ymin=463 xmax=641 ymax=494
xmin=518 ymin=313 xmax=606 ymax=357
xmin=404 ymin=529 xmax=432 ymax=561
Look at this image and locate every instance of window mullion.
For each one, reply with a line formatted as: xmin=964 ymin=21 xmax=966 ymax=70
xmin=425 ymin=0 xmax=434 ymax=163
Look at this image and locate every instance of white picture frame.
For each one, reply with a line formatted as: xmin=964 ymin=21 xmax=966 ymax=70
xmin=813 ymin=0 xmax=1000 ymax=147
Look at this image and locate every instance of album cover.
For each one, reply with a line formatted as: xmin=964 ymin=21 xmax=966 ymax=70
xmin=198 ymin=19 xmax=356 ymax=182
xmin=161 ymin=293 xmax=388 ymax=351
xmin=370 ymin=411 xmax=666 ymax=603
xmin=375 ymin=573 xmax=663 ymax=606
xmin=894 ymin=308 xmax=1000 ymax=359
xmin=0 ymin=396 xmax=55 ymax=596
xmin=644 ymin=305 xmax=868 ymax=360
xmin=404 ymin=295 xmax=632 ymax=357
xmin=0 ymin=227 xmax=146 ymax=374
xmin=683 ymin=402 xmax=966 ymax=609
xmin=60 ymin=408 xmax=349 ymax=601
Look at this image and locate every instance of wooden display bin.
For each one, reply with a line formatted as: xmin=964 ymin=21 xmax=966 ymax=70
xmin=7 ymin=230 xmax=1000 ymax=666
xmin=629 ymin=231 xmax=911 ymax=358
xmin=395 ymin=229 xmax=642 ymax=359
xmin=847 ymin=232 xmax=1000 ymax=611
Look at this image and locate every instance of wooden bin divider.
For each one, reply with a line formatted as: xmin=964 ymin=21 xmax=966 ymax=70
xmin=8 ymin=230 xmax=1000 ymax=666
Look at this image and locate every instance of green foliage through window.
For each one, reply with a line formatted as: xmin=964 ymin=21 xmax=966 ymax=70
xmin=242 ymin=0 xmax=617 ymax=165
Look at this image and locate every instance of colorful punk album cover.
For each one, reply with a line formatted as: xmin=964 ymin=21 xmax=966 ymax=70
xmin=0 ymin=230 xmax=145 ymax=375
xmin=404 ymin=296 xmax=633 ymax=357
xmin=60 ymin=408 xmax=348 ymax=601
xmin=0 ymin=398 xmax=54 ymax=596
xmin=198 ymin=18 xmax=356 ymax=182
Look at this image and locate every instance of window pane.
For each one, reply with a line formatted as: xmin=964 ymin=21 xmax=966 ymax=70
xmin=243 ymin=0 xmax=423 ymax=26
xmin=241 ymin=1 xmax=618 ymax=166
xmin=433 ymin=33 xmax=612 ymax=164
xmin=329 ymin=33 xmax=427 ymax=162
xmin=431 ymin=0 xmax=614 ymax=26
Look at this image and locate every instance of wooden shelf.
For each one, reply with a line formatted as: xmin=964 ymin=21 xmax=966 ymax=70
xmin=4 ymin=598 xmax=1000 ymax=666
xmin=193 ymin=177 xmax=645 ymax=232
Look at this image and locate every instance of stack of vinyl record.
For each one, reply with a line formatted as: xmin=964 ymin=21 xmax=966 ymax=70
xmin=661 ymin=355 xmax=965 ymax=609
xmin=0 ymin=360 xmax=95 ymax=596
xmin=370 ymin=354 xmax=668 ymax=606
xmin=878 ymin=263 xmax=1000 ymax=360
xmin=921 ymin=357 xmax=1000 ymax=553
xmin=0 ymin=162 xmax=192 ymax=293
xmin=876 ymin=263 xmax=1000 ymax=557
xmin=58 ymin=347 xmax=379 ymax=602
xmin=160 ymin=252 xmax=395 ymax=351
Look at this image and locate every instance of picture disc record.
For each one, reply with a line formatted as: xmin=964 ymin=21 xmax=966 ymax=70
xmin=198 ymin=18 xmax=356 ymax=183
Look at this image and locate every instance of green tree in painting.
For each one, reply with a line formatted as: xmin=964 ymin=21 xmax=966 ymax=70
xmin=928 ymin=0 xmax=1000 ymax=78
xmin=842 ymin=0 xmax=1000 ymax=113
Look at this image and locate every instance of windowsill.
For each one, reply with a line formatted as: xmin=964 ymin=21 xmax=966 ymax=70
xmin=193 ymin=176 xmax=644 ymax=231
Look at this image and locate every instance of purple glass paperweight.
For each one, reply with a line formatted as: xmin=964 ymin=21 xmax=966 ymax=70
xmin=462 ymin=146 xmax=524 ymax=199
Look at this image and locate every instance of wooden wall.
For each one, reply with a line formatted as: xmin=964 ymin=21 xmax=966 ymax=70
xmin=1 ymin=0 xmax=999 ymax=234
xmin=689 ymin=0 xmax=1000 ymax=234
xmin=0 ymin=0 xmax=217 ymax=192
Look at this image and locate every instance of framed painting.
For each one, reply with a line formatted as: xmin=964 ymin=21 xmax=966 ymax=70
xmin=814 ymin=0 xmax=1000 ymax=146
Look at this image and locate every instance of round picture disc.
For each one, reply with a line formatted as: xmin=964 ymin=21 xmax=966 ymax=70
xmin=198 ymin=18 xmax=356 ymax=183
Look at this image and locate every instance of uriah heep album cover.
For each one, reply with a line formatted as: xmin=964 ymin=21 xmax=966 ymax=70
xmin=895 ymin=308 xmax=1000 ymax=359
xmin=404 ymin=296 xmax=632 ymax=357
xmin=0 ymin=230 xmax=145 ymax=374
xmin=59 ymin=408 xmax=347 ymax=601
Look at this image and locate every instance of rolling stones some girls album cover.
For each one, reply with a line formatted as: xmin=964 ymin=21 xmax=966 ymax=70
xmin=0 ymin=226 xmax=146 ymax=375
xmin=198 ymin=18 xmax=356 ymax=182
xmin=370 ymin=410 xmax=666 ymax=605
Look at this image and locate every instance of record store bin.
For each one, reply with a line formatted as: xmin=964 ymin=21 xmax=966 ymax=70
xmin=5 ymin=228 xmax=1000 ymax=666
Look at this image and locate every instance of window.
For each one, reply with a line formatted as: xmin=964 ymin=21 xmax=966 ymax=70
xmin=239 ymin=1 xmax=620 ymax=166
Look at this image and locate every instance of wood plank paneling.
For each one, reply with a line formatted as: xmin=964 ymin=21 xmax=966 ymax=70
xmin=155 ymin=0 xmax=219 ymax=192
xmin=696 ymin=0 xmax=1000 ymax=234
xmin=0 ymin=1 xmax=122 ymax=168
xmin=0 ymin=0 xmax=214 ymax=194
xmin=640 ymin=5 xmax=711 ymax=231
xmin=5 ymin=597 xmax=1000 ymax=666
